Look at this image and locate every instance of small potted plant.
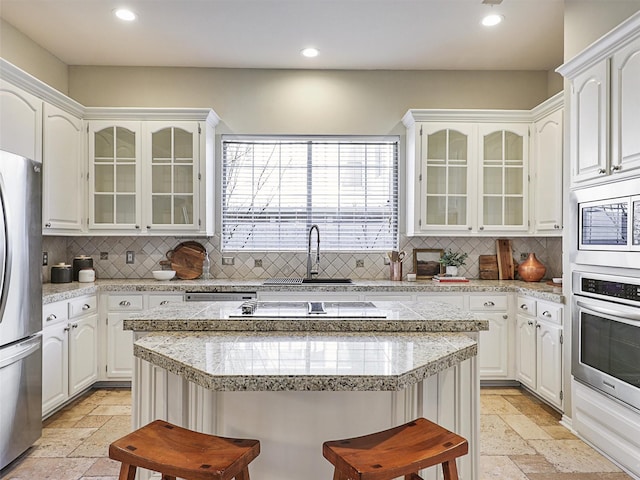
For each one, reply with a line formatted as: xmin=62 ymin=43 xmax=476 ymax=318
xmin=439 ymin=249 xmax=468 ymax=276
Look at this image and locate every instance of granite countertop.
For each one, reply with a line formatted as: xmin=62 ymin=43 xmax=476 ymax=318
xmin=134 ymin=330 xmax=478 ymax=391
xmin=122 ymin=300 xmax=489 ymax=332
xmin=42 ymin=278 xmax=565 ymax=304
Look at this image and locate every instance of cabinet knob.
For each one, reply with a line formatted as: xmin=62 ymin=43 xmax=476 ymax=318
xmin=479 ymin=226 xmax=484 ymax=231
xmin=45 ymin=222 xmax=51 ymax=228
xmin=146 ymin=226 xmax=151 ymax=229
xmin=611 ymin=165 xmax=622 ymax=172
xmin=119 ymin=300 xmax=131 ymax=307
xmin=160 ymin=301 xmax=169 ymax=305
xmin=468 ymin=226 xmax=472 ymax=231
xmin=554 ymin=224 xmax=560 ymax=229
xmin=72 ymin=323 xmax=78 ymax=329
xmin=484 ymin=301 xmax=495 ymax=307
xmin=46 ymin=314 xmax=57 ymax=322
xmin=135 ymin=225 xmax=140 ymax=229
xmin=598 ymin=168 xmax=607 ymax=174
xmin=63 ymin=325 xmax=70 ymax=332
xmin=82 ymin=304 xmax=91 ymax=310
xmin=520 ymin=304 xmax=528 ymax=310
xmin=542 ymin=311 xmax=552 ymax=318
xmin=502 ymin=315 xmax=508 ymax=319
xmin=527 ymin=320 xmax=534 ymax=326
xmin=536 ymin=324 xmax=541 ymax=329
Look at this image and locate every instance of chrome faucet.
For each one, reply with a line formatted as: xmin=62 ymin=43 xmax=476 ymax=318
xmin=307 ymin=224 xmax=320 ymax=279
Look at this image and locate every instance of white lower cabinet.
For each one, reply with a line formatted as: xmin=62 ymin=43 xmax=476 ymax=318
xmin=469 ymin=294 xmax=511 ymax=380
xmin=103 ymin=292 xmax=184 ymax=380
xmin=42 ymin=295 xmax=98 ymax=417
xmin=515 ymin=296 xmax=563 ymax=409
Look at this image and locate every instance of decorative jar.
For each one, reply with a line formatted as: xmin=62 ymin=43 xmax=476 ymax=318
xmin=517 ymin=253 xmax=546 ymax=282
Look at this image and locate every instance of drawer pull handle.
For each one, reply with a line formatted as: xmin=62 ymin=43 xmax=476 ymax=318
xmin=542 ymin=311 xmax=552 ymax=318
xmin=82 ymin=304 xmax=91 ymax=310
xmin=520 ymin=304 xmax=528 ymax=310
xmin=527 ymin=320 xmax=534 ymax=326
xmin=484 ymin=301 xmax=495 ymax=307
xmin=598 ymin=168 xmax=607 ymax=174
xmin=119 ymin=300 xmax=131 ymax=307
xmin=63 ymin=325 xmax=70 ymax=332
xmin=160 ymin=301 xmax=169 ymax=305
xmin=46 ymin=314 xmax=57 ymax=322
xmin=72 ymin=323 xmax=78 ymax=329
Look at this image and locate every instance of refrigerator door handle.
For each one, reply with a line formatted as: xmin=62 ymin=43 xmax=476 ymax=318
xmin=0 ymin=173 xmax=9 ymax=324
xmin=0 ymin=336 xmax=40 ymax=369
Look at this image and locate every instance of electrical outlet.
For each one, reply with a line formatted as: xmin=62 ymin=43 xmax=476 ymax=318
xmin=355 ymin=259 xmax=365 ymax=268
xmin=222 ymin=256 xmax=235 ymax=266
xmin=254 ymin=259 xmax=263 ymax=268
xmin=383 ymin=256 xmax=390 ymax=265
xmin=100 ymin=252 xmax=109 ymax=260
xmin=42 ymin=252 xmax=48 ymax=266
xmin=126 ymin=251 xmax=135 ymax=264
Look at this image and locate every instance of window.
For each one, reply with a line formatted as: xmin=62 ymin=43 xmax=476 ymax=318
xmin=222 ymin=136 xmax=399 ymax=251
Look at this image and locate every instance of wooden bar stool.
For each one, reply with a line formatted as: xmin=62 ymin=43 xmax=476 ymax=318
xmin=109 ymin=419 xmax=260 ymax=480
xmin=322 ymin=417 xmax=468 ymax=480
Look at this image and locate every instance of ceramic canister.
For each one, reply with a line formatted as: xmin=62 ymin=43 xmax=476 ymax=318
xmin=72 ymin=255 xmax=94 ymax=281
xmin=51 ymin=263 xmax=73 ymax=283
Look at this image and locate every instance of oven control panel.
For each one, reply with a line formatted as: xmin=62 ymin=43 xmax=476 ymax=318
xmin=576 ymin=272 xmax=640 ymax=306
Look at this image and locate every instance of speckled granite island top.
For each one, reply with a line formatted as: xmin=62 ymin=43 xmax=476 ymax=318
xmin=134 ymin=330 xmax=478 ymax=391
xmin=123 ymin=300 xmax=489 ymax=332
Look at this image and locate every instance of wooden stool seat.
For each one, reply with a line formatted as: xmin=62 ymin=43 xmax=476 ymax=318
xmin=109 ymin=419 xmax=260 ymax=480
xmin=322 ymin=417 xmax=468 ymax=480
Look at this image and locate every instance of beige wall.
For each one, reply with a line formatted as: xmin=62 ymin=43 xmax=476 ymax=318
xmin=564 ymin=0 xmax=640 ymax=60
xmin=0 ymin=18 xmax=68 ymax=93
xmin=69 ymin=66 xmax=553 ymax=135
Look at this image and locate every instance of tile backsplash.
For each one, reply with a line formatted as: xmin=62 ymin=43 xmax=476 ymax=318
xmin=43 ymin=235 xmax=562 ymax=282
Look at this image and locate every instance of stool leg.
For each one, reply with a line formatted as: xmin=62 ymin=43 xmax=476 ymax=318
xmin=333 ymin=468 xmax=350 ymax=480
xmin=234 ymin=467 xmax=251 ymax=480
xmin=118 ymin=464 xmax=136 ymax=480
xmin=442 ymin=460 xmax=459 ymax=480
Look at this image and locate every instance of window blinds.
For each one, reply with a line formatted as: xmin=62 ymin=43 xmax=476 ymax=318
xmin=222 ymin=136 xmax=399 ymax=251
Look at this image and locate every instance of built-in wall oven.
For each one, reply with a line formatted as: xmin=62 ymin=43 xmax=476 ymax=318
xmin=572 ymin=271 xmax=640 ymax=412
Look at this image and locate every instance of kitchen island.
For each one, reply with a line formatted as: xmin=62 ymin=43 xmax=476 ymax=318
xmin=125 ymin=300 xmax=488 ymax=480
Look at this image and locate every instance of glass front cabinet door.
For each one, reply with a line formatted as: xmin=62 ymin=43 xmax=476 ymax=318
xmin=88 ymin=122 xmax=142 ymax=231
xmin=419 ymin=124 xmax=475 ymax=232
xmin=478 ymin=124 xmax=529 ymax=232
xmin=144 ymin=122 xmax=200 ymax=232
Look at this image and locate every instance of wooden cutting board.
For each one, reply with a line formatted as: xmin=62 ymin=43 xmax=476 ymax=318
xmin=496 ymin=239 xmax=515 ymax=280
xmin=479 ymin=255 xmax=499 ymax=280
xmin=166 ymin=241 xmax=206 ymax=280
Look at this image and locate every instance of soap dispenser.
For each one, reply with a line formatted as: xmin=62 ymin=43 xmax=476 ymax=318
xmin=201 ymin=251 xmax=212 ymax=280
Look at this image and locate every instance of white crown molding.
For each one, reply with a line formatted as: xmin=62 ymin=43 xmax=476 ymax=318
xmin=557 ymin=10 xmax=640 ymax=79
xmin=530 ymin=91 xmax=563 ymax=121
xmin=402 ymin=108 xmax=537 ymax=127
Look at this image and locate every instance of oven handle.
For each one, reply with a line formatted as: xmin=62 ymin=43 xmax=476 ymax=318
xmin=576 ymin=300 xmax=640 ymax=322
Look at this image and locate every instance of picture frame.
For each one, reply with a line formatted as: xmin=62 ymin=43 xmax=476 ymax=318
xmin=413 ymin=248 xmax=444 ymax=279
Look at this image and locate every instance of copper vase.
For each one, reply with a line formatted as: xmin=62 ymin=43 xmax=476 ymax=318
xmin=517 ymin=253 xmax=546 ymax=282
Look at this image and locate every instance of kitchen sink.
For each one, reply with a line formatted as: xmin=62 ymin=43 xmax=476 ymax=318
xmin=263 ymin=278 xmax=353 ymax=285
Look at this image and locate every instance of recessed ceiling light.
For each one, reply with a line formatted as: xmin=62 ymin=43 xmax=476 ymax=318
xmin=482 ymin=14 xmax=502 ymax=26
xmin=301 ymin=48 xmax=319 ymax=58
xmin=114 ymin=8 xmax=137 ymax=22
xmin=481 ymin=13 xmax=504 ymax=27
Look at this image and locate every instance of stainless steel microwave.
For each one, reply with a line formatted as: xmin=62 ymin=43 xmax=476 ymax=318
xmin=572 ymin=179 xmax=640 ymax=268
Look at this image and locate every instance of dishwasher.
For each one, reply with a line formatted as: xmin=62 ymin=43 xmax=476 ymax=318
xmin=184 ymin=292 xmax=257 ymax=302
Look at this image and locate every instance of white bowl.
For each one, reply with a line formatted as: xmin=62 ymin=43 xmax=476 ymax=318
xmin=552 ymin=277 xmax=562 ymax=284
xmin=152 ymin=270 xmax=176 ymax=281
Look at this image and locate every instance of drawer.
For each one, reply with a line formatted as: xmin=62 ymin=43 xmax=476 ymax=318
xmin=537 ymin=300 xmax=562 ymax=325
xmin=469 ymin=295 xmax=508 ymax=311
xmin=516 ymin=297 xmax=536 ymax=317
xmin=108 ymin=294 xmax=144 ymax=311
xmin=43 ymin=301 xmax=68 ymax=327
xmin=68 ymin=295 xmax=97 ymax=319
xmin=147 ymin=294 xmax=184 ymax=308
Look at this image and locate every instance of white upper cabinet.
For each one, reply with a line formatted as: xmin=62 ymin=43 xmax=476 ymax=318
xmin=85 ymin=110 xmax=218 ymax=236
xmin=558 ymin=12 xmax=640 ymax=186
xmin=478 ymin=124 xmax=529 ymax=233
xmin=531 ymin=94 xmax=563 ymax=234
xmin=88 ymin=121 xmax=143 ymax=232
xmin=0 ymin=79 xmax=42 ymax=162
xmin=43 ymin=103 xmax=85 ymax=233
xmin=403 ymin=109 xmax=550 ymax=236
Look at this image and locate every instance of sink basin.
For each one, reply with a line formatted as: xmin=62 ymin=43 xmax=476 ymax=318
xmin=301 ymin=278 xmax=352 ymax=284
xmin=263 ymin=278 xmax=352 ymax=285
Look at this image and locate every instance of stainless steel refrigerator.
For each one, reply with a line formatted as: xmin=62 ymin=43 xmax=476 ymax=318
xmin=0 ymin=150 xmax=42 ymax=470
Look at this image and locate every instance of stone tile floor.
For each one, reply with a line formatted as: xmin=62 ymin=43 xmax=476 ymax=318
xmin=0 ymin=386 xmax=633 ymax=479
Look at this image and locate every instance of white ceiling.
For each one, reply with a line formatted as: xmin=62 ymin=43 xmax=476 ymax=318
xmin=0 ymin=0 xmax=564 ymax=71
